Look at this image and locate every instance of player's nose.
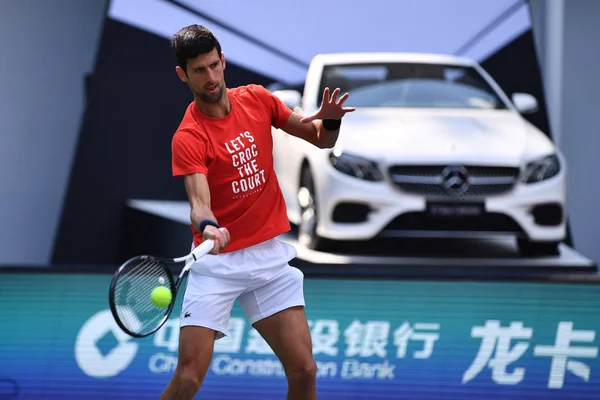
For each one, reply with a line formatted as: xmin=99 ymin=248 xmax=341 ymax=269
xmin=206 ymin=69 xmax=218 ymax=82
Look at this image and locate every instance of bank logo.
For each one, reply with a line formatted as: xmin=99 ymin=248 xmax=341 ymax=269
xmin=74 ymin=309 xmax=138 ymax=378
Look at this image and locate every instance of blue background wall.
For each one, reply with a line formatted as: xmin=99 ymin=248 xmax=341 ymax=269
xmin=0 ymin=272 xmax=598 ymax=399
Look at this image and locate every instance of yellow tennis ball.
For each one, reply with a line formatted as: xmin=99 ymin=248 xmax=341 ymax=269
xmin=151 ymin=286 xmax=172 ymax=308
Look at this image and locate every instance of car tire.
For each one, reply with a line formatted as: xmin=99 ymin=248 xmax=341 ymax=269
xmin=517 ymin=238 xmax=560 ymax=257
xmin=298 ymin=165 xmax=330 ymax=251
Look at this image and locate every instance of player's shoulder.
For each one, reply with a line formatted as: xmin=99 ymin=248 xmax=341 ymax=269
xmin=172 ymin=127 xmax=196 ymax=141
xmin=229 ymin=83 xmax=267 ymax=94
xmin=229 ymin=84 xmax=272 ymax=101
xmin=173 ymin=103 xmax=206 ymax=138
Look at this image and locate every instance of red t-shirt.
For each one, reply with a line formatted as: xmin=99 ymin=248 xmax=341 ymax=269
xmin=171 ymin=84 xmax=293 ymax=252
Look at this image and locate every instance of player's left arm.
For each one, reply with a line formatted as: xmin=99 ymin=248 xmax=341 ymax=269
xmin=279 ymin=111 xmax=339 ymax=149
xmin=279 ymin=87 xmax=355 ymax=149
xmin=260 ymin=85 xmax=355 ymax=149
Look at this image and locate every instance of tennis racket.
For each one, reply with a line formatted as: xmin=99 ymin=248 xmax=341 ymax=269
xmin=108 ymin=239 xmax=215 ymax=338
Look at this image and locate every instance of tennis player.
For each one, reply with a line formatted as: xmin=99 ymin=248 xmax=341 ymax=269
xmin=160 ymin=25 xmax=354 ymax=400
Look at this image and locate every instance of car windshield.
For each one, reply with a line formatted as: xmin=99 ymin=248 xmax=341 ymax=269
xmin=318 ymin=62 xmax=508 ymax=110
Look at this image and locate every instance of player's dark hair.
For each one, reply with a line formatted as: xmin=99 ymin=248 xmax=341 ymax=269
xmin=171 ymin=24 xmax=222 ymax=73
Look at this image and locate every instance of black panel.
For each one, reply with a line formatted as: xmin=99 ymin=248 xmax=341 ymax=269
xmin=52 ymin=19 xmax=276 ymax=264
xmin=116 ymin=205 xmax=193 ymax=262
xmin=479 ymin=29 xmax=553 ymax=139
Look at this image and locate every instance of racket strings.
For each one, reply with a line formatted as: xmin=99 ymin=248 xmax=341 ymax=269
xmin=113 ymin=257 xmax=174 ymax=335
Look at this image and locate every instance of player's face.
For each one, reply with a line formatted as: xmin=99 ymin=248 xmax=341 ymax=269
xmin=178 ymin=49 xmax=226 ymax=103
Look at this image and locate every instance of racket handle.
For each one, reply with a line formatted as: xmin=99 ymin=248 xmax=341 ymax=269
xmin=191 ymin=239 xmax=215 ymax=260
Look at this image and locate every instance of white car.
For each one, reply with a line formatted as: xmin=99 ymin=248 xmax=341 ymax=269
xmin=271 ymin=52 xmax=567 ymax=256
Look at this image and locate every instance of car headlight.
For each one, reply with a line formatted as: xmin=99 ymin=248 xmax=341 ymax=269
xmin=329 ymin=151 xmax=383 ymax=182
xmin=521 ymin=154 xmax=561 ymax=183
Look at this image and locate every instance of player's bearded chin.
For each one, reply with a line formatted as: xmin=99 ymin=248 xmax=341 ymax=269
xmin=200 ymin=81 xmax=224 ymax=103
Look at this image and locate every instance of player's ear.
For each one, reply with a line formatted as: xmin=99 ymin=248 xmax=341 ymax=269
xmin=221 ymin=53 xmax=226 ymax=70
xmin=175 ymin=65 xmax=188 ymax=82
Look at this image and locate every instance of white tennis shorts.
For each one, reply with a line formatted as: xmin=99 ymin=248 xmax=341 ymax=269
xmin=179 ymin=237 xmax=305 ymax=339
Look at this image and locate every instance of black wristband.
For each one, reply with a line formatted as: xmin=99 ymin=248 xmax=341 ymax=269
xmin=322 ymin=118 xmax=341 ymax=131
xmin=198 ymin=219 xmax=219 ymax=234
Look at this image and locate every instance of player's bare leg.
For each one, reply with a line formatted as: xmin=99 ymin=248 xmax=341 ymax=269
xmin=159 ymin=326 xmax=217 ymax=400
xmin=253 ymin=306 xmax=317 ymax=400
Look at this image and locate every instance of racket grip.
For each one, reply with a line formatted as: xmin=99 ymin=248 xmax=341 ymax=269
xmin=191 ymin=239 xmax=215 ymax=260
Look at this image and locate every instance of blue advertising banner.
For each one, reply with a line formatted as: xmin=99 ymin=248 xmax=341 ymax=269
xmin=0 ymin=272 xmax=599 ymax=399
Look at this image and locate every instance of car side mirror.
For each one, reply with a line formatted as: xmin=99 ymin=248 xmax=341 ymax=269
xmin=512 ymin=93 xmax=539 ymax=114
xmin=273 ymin=90 xmax=302 ymax=110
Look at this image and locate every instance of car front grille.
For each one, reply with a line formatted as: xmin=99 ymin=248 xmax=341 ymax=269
xmin=388 ymin=165 xmax=520 ymax=197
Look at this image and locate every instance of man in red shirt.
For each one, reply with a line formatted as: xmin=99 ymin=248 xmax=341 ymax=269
xmin=161 ymin=25 xmax=354 ymax=400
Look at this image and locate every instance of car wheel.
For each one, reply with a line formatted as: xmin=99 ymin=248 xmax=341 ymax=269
xmin=298 ymin=166 xmax=328 ymax=251
xmin=517 ymin=238 xmax=560 ymax=257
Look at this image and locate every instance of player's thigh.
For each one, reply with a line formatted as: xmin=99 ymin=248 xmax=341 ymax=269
xmin=176 ymin=272 xmax=244 ymax=382
xmin=240 ymin=266 xmax=313 ymax=371
xmin=252 ymin=306 xmax=315 ymax=373
xmin=239 ymin=266 xmax=306 ymax=326
xmin=181 ymin=272 xmax=245 ymax=338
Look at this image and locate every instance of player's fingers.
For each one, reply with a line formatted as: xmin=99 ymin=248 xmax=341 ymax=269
xmin=210 ymin=241 xmax=220 ymax=255
xmin=219 ymin=227 xmax=231 ymax=244
xmin=331 ymin=87 xmax=341 ymax=102
xmin=208 ymin=230 xmax=222 ymax=254
xmin=217 ymin=228 xmax=229 ymax=249
xmin=337 ymin=92 xmax=349 ymax=105
xmin=322 ymin=87 xmax=330 ymax=104
xmin=213 ymin=230 xmax=224 ymax=249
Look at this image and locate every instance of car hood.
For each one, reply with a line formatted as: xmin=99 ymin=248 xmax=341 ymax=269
xmin=333 ymin=108 xmax=556 ymax=164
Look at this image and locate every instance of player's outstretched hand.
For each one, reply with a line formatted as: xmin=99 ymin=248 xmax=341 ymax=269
xmin=203 ymin=226 xmax=230 ymax=255
xmin=300 ymin=87 xmax=356 ymax=123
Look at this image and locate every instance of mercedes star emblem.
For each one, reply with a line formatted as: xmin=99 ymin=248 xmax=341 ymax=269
xmin=441 ymin=165 xmax=469 ymax=195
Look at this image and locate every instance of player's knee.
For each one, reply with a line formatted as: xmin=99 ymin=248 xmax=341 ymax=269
xmin=287 ymin=358 xmax=317 ymax=387
xmin=176 ymin=363 xmax=205 ymax=392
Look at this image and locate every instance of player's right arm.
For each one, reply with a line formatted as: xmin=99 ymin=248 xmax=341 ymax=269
xmin=172 ymin=130 xmax=230 ymax=254
xmin=183 ymin=173 xmax=229 ymax=254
